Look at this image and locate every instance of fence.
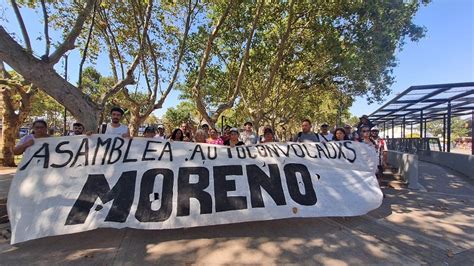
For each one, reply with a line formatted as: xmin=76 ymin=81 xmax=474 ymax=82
xmin=386 ymin=138 xmax=442 ymax=154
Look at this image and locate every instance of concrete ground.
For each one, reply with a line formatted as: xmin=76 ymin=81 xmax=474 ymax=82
xmin=0 ymin=161 xmax=473 ymax=265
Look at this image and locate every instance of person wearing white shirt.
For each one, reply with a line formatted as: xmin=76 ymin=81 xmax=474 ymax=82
xmin=154 ymin=125 xmax=167 ymax=140
xmin=104 ymin=107 xmax=130 ymax=138
xmin=13 ymin=120 xmax=49 ymax=155
xmin=239 ymin=121 xmax=258 ymax=145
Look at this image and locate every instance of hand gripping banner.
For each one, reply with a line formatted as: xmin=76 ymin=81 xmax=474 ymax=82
xmin=8 ymin=135 xmax=382 ymax=244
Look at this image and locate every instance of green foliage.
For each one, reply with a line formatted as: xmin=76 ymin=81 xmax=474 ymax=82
xmin=4 ymin=0 xmax=430 ymax=132
xmin=162 ymin=101 xmax=199 ymax=129
xmin=426 ymin=117 xmax=470 ymax=139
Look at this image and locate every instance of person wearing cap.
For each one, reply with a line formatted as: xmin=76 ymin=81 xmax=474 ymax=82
xmin=370 ymin=126 xmax=388 ymax=177
xmin=343 ymin=124 xmax=357 ymax=141
xmin=260 ymin=127 xmax=276 ymax=143
xmin=104 ymin=107 xmax=130 ymax=137
xmin=356 ymin=115 xmax=374 ymax=136
xmin=239 ymin=121 xmax=258 ymax=145
xmin=224 ymin=128 xmax=245 ymax=147
xmin=143 ymin=126 xmax=156 ymax=138
xmin=201 ymin=124 xmax=210 ymax=138
xmin=293 ymin=119 xmax=320 ymax=142
xmin=155 ymin=125 xmax=167 ymax=140
xmin=317 ymin=123 xmax=333 ymax=143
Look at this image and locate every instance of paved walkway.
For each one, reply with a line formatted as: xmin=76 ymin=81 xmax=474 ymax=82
xmin=0 ymin=162 xmax=473 ymax=265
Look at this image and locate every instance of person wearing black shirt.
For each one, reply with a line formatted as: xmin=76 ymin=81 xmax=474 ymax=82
xmin=224 ymin=128 xmax=245 ymax=147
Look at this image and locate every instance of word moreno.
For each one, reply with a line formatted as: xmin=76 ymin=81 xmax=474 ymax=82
xmin=66 ymin=163 xmax=318 ymax=225
xmin=18 ymin=137 xmax=358 ymax=171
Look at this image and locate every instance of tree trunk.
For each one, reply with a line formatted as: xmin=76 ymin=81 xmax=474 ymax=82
xmin=128 ymin=109 xmax=143 ymax=137
xmin=0 ymin=27 xmax=101 ymax=131
xmin=0 ymin=85 xmax=33 ymax=166
xmin=1 ymin=114 xmax=19 ymax=167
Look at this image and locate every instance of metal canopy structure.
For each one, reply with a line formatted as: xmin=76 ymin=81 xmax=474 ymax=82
xmin=368 ymin=82 xmax=474 ymax=154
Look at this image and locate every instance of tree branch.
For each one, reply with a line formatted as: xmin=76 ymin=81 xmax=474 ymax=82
xmin=212 ymin=0 xmax=264 ymax=121
xmin=48 ymin=0 xmax=96 ymax=65
xmin=10 ymin=0 xmax=31 ymax=52
xmin=100 ymin=0 xmax=154 ymax=106
xmin=78 ymin=0 xmax=98 ymax=89
xmin=0 ymin=26 xmax=100 ymax=131
xmin=40 ymin=0 xmax=50 ymax=58
xmin=154 ymin=0 xmax=195 ymax=110
xmin=101 ymin=7 xmax=125 ymax=79
xmin=264 ymin=0 xmax=295 ymax=94
xmin=0 ymin=61 xmax=11 ymax=79
xmin=191 ymin=0 xmax=236 ymax=124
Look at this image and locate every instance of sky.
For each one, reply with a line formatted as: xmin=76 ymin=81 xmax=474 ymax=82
xmin=350 ymin=0 xmax=474 ymax=117
xmin=1 ymin=0 xmax=473 ymax=119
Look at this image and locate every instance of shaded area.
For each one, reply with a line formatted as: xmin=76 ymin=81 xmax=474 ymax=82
xmin=0 ymin=161 xmax=473 ymax=264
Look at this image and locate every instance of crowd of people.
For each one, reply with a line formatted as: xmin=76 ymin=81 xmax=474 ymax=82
xmin=13 ymin=107 xmax=388 ymax=176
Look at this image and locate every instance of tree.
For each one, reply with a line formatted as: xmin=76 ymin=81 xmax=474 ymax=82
xmin=0 ymin=0 xmax=154 ymax=130
xmin=181 ymin=0 xmax=428 ymax=132
xmin=93 ymin=0 xmax=199 ymax=136
xmin=0 ymin=61 xmax=36 ymax=166
xmin=426 ymin=117 xmax=470 ymax=139
xmin=162 ymin=101 xmax=199 ymax=130
xmin=182 ymin=0 xmax=264 ymax=127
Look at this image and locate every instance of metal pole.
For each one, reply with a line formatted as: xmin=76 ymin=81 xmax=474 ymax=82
xmin=442 ymin=114 xmax=446 ymax=152
xmin=420 ymin=110 xmax=423 ymax=139
xmin=447 ymin=101 xmax=452 ymax=153
xmin=424 ymin=119 xmax=427 ymax=139
xmin=410 ymin=123 xmax=413 ymax=138
xmin=63 ymin=55 xmax=68 ymax=136
xmin=221 ymin=115 xmax=224 ymax=135
xmin=471 ymin=111 xmax=473 ymax=155
xmin=391 ymin=119 xmax=394 ymax=139
xmin=402 ymin=116 xmax=406 ymax=138
xmin=383 ymin=122 xmax=386 ymax=138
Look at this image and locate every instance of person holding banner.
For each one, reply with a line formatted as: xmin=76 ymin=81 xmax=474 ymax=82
xmin=370 ymin=126 xmax=388 ymax=178
xmin=224 ymin=128 xmax=245 ymax=147
xmin=155 ymin=125 xmax=167 ymax=140
xmin=13 ymin=120 xmax=49 ymax=155
xmin=220 ymin=125 xmax=232 ymax=143
xmin=194 ymin=129 xmax=207 ymax=143
xmin=344 ymin=124 xmax=358 ymax=141
xmin=169 ymin=128 xmax=184 ymax=141
xmin=143 ymin=126 xmax=156 ymax=138
xmin=260 ymin=127 xmax=276 ymax=143
xmin=104 ymin=107 xmax=130 ymax=138
xmin=359 ymin=126 xmax=377 ymax=150
xmin=317 ymin=123 xmax=333 ymax=143
xmin=332 ymin=128 xmax=349 ymax=141
xmin=70 ymin=122 xmax=85 ymax=136
xmin=294 ymin=119 xmax=320 ymax=142
xmin=207 ymin=128 xmax=224 ymax=145
xmin=240 ymin=121 xmax=258 ymax=145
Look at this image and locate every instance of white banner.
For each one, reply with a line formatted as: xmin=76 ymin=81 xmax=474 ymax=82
xmin=8 ymin=135 xmax=382 ymax=244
